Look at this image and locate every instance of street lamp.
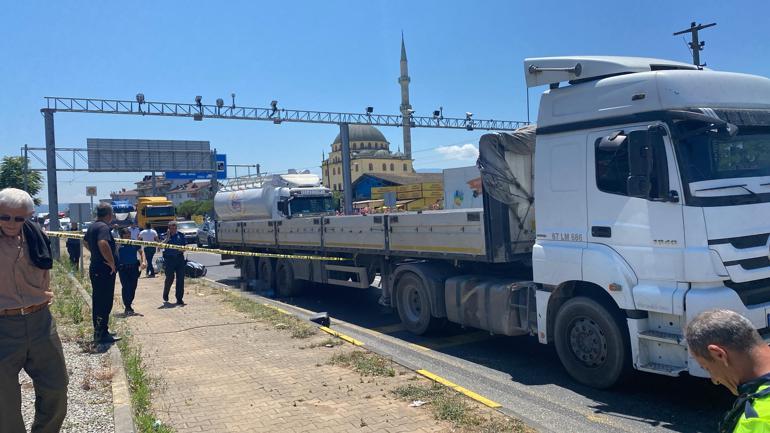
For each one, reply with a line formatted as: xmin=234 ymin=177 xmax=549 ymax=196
xmin=270 ymin=100 xmax=278 ymax=117
xmin=195 ymin=95 xmax=203 ymax=107
xmin=366 ymin=106 xmax=374 ymax=114
xmin=465 ymin=112 xmax=474 ymax=131
xmin=135 ymin=93 xmax=145 ymax=104
xmin=231 ymin=93 xmax=236 ymax=109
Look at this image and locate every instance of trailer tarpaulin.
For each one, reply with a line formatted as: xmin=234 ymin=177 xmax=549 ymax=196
xmin=477 ymin=125 xmax=535 ymax=208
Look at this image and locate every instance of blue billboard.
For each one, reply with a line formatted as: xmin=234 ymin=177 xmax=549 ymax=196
xmin=166 ymin=154 xmax=227 ymax=180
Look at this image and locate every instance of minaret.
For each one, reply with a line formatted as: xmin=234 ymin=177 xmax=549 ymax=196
xmin=398 ymin=32 xmax=412 ymax=159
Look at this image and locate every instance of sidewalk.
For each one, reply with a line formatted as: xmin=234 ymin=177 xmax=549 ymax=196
xmin=119 ymin=274 xmax=456 ymax=433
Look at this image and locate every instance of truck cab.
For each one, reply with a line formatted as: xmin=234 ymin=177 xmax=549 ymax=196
xmin=136 ymin=196 xmax=176 ymax=234
xmin=527 ymin=56 xmax=770 ymax=384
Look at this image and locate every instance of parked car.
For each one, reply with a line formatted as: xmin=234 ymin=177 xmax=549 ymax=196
xmin=80 ymin=221 xmax=92 ymax=233
xmin=176 ymin=221 xmax=199 ymax=244
xmin=196 ymin=221 xmax=216 ymax=247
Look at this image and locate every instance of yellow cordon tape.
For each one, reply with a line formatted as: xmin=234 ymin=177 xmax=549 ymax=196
xmin=416 ymin=369 xmax=502 ymax=408
xmin=319 ymin=326 xmax=365 ymax=346
xmin=46 ymin=231 xmax=346 ymax=262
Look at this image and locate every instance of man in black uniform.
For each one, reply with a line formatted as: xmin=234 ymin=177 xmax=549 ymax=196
xmin=84 ymin=203 xmax=121 ymax=344
xmin=162 ymin=221 xmax=187 ymax=305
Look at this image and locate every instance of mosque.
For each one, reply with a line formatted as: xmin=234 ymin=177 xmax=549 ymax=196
xmin=321 ymin=35 xmax=416 ymax=191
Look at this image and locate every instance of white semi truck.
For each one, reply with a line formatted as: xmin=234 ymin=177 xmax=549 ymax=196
xmin=216 ymin=56 xmax=770 ymax=389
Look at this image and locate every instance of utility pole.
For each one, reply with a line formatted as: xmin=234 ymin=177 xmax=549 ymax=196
xmin=23 ymin=144 xmax=29 ymax=192
xmin=673 ymin=21 xmax=716 ymax=67
xmin=41 ymin=108 xmax=61 ymax=259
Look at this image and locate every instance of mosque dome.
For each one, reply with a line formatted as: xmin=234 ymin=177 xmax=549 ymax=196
xmin=332 ymin=124 xmax=388 ymax=145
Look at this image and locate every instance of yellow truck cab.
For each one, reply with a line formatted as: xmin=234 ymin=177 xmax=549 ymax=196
xmin=136 ymin=197 xmax=176 ymax=235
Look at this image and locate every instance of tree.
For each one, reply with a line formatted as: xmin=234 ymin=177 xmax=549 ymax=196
xmin=176 ymin=200 xmax=199 ymax=219
xmin=176 ymin=199 xmax=213 ymax=219
xmin=0 ymin=156 xmax=43 ymax=205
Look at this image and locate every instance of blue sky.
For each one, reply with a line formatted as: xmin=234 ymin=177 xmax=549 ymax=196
xmin=1 ymin=1 xmax=768 ymax=204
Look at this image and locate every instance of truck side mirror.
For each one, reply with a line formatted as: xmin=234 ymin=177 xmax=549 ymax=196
xmin=627 ymin=130 xmax=653 ymax=198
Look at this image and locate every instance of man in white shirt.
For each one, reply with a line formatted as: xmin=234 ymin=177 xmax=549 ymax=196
xmin=138 ymin=223 xmax=159 ymax=277
xmin=129 ymin=221 xmax=141 ymax=240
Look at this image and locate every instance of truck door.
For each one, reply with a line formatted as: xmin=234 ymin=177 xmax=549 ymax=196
xmin=586 ymin=125 xmax=685 ymax=286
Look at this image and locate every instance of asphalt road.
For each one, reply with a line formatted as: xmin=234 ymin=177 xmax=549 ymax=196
xmin=189 ymin=252 xmax=732 ymax=433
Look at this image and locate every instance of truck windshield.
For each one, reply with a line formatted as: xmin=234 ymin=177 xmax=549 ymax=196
xmin=675 ymin=128 xmax=770 ymax=205
xmin=289 ymin=196 xmax=334 ymax=216
xmin=145 ymin=206 xmax=175 ymax=217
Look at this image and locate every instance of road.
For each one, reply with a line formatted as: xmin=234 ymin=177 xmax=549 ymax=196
xmin=189 ymin=252 xmax=732 ymax=433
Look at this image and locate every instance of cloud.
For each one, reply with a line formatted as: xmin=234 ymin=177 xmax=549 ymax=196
xmin=435 ymin=144 xmax=479 ymax=161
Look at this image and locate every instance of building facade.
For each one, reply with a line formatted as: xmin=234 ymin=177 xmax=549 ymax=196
xmin=166 ymin=180 xmax=216 ymax=206
xmin=321 ymin=125 xmax=414 ymax=191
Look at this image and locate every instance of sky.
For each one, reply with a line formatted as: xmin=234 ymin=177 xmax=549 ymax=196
xmin=1 ymin=0 xmax=768 ymax=205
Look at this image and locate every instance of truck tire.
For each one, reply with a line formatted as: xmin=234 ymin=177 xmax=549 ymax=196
xmin=240 ymin=257 xmax=258 ymax=291
xmin=396 ymin=272 xmax=437 ymax=335
xmin=275 ymin=259 xmax=303 ymax=298
xmin=553 ymin=296 xmax=630 ymax=389
xmin=257 ymin=258 xmax=275 ymax=292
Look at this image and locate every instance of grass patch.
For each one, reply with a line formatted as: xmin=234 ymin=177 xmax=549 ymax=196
xmin=302 ymin=338 xmax=344 ymax=349
xmin=329 ymin=351 xmax=396 ymax=377
xmin=221 ymin=291 xmax=316 ymax=339
xmin=50 ymin=261 xmax=91 ymax=341
xmin=393 ymin=382 xmax=530 ymax=433
xmin=118 ymin=336 xmax=175 ymax=433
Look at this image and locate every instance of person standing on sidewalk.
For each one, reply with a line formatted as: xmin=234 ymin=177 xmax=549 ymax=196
xmin=0 ymin=188 xmax=68 ymax=433
xmin=84 ymin=203 xmax=121 ymax=344
xmin=129 ymin=220 xmax=141 ymax=240
xmin=117 ymin=228 xmax=145 ymax=315
xmin=686 ymin=309 xmax=770 ymax=432
xmin=139 ymin=223 xmax=159 ymax=277
xmin=162 ymin=220 xmax=187 ymax=305
xmin=65 ymin=222 xmax=81 ymax=269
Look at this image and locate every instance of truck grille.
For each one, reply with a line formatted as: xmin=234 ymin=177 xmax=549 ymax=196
xmin=725 ymin=278 xmax=770 ymax=306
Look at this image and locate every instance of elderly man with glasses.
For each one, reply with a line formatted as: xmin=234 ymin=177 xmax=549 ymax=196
xmin=0 ymin=188 xmax=68 ymax=433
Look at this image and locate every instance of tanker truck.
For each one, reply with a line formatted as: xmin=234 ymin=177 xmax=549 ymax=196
xmin=214 ymin=171 xmax=335 ymax=223
xmin=215 ymin=56 xmax=770 ymax=389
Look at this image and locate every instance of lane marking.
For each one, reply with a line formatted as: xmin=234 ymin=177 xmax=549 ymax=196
xmin=319 ymin=326 xmax=365 ymax=346
xmin=408 ymin=343 xmax=432 ymax=352
xmin=372 ymin=323 xmax=407 ymax=334
xmin=420 ymin=331 xmax=496 ymax=350
xmin=416 ymin=369 xmax=502 ymax=408
xmin=262 ymin=303 xmax=291 ymax=315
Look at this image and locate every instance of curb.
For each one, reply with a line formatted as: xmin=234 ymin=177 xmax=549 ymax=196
xmin=66 ymin=273 xmax=137 ymax=433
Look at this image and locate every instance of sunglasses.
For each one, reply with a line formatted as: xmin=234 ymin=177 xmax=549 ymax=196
xmin=0 ymin=215 xmax=27 ymax=222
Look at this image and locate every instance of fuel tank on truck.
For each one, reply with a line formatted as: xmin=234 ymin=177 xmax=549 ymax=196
xmin=214 ymin=186 xmax=284 ymax=221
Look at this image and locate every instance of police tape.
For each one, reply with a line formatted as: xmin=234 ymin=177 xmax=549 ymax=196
xmin=46 ymin=231 xmax=346 ymax=262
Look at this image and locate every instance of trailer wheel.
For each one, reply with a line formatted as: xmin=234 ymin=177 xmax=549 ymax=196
xmin=240 ymin=257 xmax=258 ymax=291
xmin=275 ymin=259 xmax=303 ymax=298
xmin=554 ymin=296 xmax=630 ymax=389
xmin=257 ymin=258 xmax=275 ymax=292
xmin=396 ymin=272 xmax=436 ymax=335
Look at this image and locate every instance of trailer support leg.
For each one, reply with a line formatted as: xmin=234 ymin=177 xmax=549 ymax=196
xmin=378 ymin=259 xmax=393 ymax=308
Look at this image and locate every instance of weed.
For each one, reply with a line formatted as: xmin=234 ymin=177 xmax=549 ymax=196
xmin=392 ymin=382 xmax=531 ymax=433
xmin=118 ymin=336 xmax=175 ymax=433
xmin=328 ymin=351 xmax=395 ymax=377
xmin=220 ymin=291 xmax=316 ymax=339
xmin=303 ymin=338 xmax=344 ymax=349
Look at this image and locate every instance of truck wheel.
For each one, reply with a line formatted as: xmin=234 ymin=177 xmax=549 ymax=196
xmin=257 ymin=258 xmax=275 ymax=292
xmin=396 ymin=272 xmax=436 ymax=335
xmin=240 ymin=257 xmax=258 ymax=291
xmin=554 ymin=297 xmax=630 ymax=389
xmin=275 ymin=259 xmax=303 ymax=298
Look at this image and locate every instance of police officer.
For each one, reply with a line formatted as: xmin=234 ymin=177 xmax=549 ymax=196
xmin=161 ymin=221 xmax=186 ymax=305
xmin=686 ymin=309 xmax=770 ymax=432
